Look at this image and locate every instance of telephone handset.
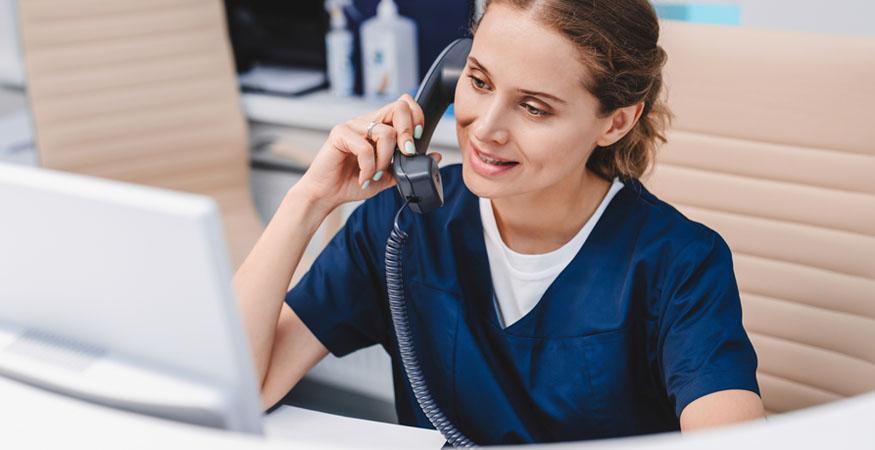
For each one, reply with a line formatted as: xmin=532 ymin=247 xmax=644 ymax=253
xmin=392 ymin=38 xmax=472 ymax=214
xmin=386 ymin=38 xmax=476 ymax=448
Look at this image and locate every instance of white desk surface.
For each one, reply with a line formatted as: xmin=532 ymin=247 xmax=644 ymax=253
xmin=0 ymin=376 xmax=446 ymax=449
xmin=264 ymin=404 xmax=446 ymax=449
xmin=242 ymin=91 xmax=460 ymax=148
xmin=4 ymin=372 xmax=875 ymax=449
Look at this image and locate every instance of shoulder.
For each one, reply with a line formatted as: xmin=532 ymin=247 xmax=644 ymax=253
xmin=352 ymin=163 xmax=472 ymax=232
xmin=438 ymin=163 xmax=468 ymax=203
xmin=352 ymin=183 xmax=402 ymax=231
xmin=622 ymin=179 xmax=732 ymax=270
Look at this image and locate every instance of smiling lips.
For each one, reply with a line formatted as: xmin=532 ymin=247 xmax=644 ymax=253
xmin=472 ymin=142 xmax=518 ymax=166
xmin=469 ymin=141 xmax=520 ymax=177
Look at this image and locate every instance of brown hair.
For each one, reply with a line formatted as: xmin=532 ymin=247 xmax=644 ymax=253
xmin=474 ymin=0 xmax=671 ymax=180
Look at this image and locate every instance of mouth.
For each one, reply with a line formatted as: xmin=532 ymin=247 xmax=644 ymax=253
xmin=471 ymin=142 xmax=519 ymax=167
xmin=467 ymin=140 xmax=520 ymax=178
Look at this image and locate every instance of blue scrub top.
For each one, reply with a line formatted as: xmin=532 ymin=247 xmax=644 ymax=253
xmin=285 ymin=164 xmax=759 ymax=445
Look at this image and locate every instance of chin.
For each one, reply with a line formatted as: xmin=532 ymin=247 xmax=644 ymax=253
xmin=461 ymin=163 xmax=488 ymax=198
xmin=460 ymin=161 xmax=506 ymax=200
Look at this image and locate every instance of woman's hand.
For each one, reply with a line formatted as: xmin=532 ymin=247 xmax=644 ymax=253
xmin=297 ymin=94 xmax=442 ymax=210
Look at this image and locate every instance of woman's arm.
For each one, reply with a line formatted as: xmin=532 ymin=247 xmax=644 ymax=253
xmin=680 ymin=389 xmax=765 ymax=432
xmin=233 ymin=94 xmax=432 ymax=409
xmin=233 ymin=184 xmax=334 ymax=409
xmin=655 ymin=232 xmax=763 ymax=430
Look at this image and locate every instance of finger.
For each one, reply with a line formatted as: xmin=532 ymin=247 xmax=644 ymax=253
xmin=397 ymin=93 xmax=425 ymax=141
xmin=428 ymin=152 xmax=442 ymax=164
xmin=370 ymin=101 xmax=399 ymax=123
xmin=336 ymin=125 xmax=377 ymax=186
xmin=388 ymin=98 xmax=417 ymax=156
xmin=369 ymin=123 xmax=397 ymax=180
xmin=369 ymin=166 xmax=398 ymax=191
xmin=349 ymin=119 xmax=396 ymax=180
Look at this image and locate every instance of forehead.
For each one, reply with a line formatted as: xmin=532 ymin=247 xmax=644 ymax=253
xmin=471 ymin=4 xmax=590 ymax=94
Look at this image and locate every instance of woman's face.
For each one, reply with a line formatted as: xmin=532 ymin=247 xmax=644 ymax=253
xmin=454 ymin=4 xmax=612 ymax=199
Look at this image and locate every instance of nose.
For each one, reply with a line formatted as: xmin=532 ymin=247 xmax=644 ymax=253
xmin=472 ymin=97 xmax=510 ymax=146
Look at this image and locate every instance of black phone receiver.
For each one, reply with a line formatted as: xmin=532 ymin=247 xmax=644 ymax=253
xmin=393 ymin=38 xmax=472 ymax=214
xmin=384 ymin=38 xmax=476 ymax=448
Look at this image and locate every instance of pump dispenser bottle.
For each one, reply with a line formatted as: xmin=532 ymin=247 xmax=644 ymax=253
xmin=360 ymin=0 xmax=418 ymax=100
xmin=325 ymin=0 xmax=354 ymax=96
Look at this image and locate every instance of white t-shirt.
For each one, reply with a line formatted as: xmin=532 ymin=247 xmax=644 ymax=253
xmin=480 ymin=178 xmax=625 ymax=328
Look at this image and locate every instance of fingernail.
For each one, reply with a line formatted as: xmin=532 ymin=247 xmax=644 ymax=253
xmin=404 ymin=140 xmax=416 ymax=155
xmin=361 ymin=180 xmax=370 ymax=190
xmin=414 ymin=125 xmax=423 ymax=140
xmin=372 ymin=170 xmax=384 ymax=181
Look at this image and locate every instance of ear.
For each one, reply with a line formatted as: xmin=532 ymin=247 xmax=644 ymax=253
xmin=595 ymin=102 xmax=645 ymax=147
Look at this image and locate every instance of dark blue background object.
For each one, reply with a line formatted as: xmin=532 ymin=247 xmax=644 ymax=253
xmin=349 ymin=0 xmax=476 ymax=95
xmin=224 ymin=1 xmax=475 ymax=96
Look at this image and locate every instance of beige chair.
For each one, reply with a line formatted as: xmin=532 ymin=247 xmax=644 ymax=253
xmin=650 ymin=21 xmax=875 ymax=415
xmin=17 ymin=0 xmax=262 ymax=268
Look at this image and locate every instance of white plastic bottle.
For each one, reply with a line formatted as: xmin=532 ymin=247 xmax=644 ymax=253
xmin=360 ymin=0 xmax=419 ymax=100
xmin=325 ymin=1 xmax=354 ymax=96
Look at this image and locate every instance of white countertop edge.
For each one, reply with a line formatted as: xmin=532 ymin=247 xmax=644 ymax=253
xmin=241 ymin=92 xmax=460 ymax=149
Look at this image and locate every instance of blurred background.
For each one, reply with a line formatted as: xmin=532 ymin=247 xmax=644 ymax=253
xmin=0 ymin=0 xmax=872 ymax=426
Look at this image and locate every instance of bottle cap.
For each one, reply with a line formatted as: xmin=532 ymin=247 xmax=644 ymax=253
xmin=329 ymin=5 xmax=347 ymax=29
xmin=377 ymin=0 xmax=398 ymax=17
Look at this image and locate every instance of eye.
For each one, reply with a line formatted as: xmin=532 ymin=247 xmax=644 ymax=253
xmin=468 ymin=75 xmax=490 ymax=91
xmin=522 ymin=103 xmax=548 ymax=117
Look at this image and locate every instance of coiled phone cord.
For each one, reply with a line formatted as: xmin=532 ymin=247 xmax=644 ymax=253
xmin=385 ymin=201 xmax=476 ymax=448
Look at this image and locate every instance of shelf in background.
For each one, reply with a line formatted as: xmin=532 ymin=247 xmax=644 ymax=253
xmin=241 ymin=91 xmax=460 ymax=150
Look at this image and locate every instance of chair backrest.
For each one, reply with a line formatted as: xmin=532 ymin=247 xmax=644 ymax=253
xmin=17 ymin=0 xmax=262 ymax=267
xmin=651 ymin=21 xmax=875 ymax=415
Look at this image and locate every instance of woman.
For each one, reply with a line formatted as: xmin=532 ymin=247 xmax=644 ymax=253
xmin=234 ymin=0 xmax=765 ymax=444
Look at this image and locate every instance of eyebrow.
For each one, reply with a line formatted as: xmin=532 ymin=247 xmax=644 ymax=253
xmin=468 ymin=56 xmax=568 ymax=105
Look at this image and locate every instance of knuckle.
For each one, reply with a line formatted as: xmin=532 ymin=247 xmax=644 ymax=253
xmin=393 ymin=120 xmax=412 ymax=134
xmin=357 ymin=139 xmax=374 ymax=153
xmin=376 ymin=125 xmax=394 ymax=141
xmin=330 ymin=124 xmax=348 ymax=139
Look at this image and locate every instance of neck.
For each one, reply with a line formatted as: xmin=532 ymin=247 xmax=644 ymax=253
xmin=490 ymin=169 xmax=611 ymax=254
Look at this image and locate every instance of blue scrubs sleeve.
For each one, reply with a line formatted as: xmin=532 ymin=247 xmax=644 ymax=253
xmin=657 ymin=231 xmax=760 ymax=417
xmin=284 ymin=190 xmax=397 ymax=357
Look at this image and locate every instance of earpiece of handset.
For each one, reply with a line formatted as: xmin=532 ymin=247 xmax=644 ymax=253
xmin=393 ymin=38 xmax=472 ymax=215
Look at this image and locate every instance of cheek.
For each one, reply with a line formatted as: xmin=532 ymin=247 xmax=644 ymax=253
xmin=523 ymin=123 xmax=597 ymax=169
xmin=453 ymin=83 xmax=477 ymax=127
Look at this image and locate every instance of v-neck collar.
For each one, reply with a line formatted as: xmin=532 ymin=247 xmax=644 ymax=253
xmin=448 ymin=178 xmax=636 ymax=337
